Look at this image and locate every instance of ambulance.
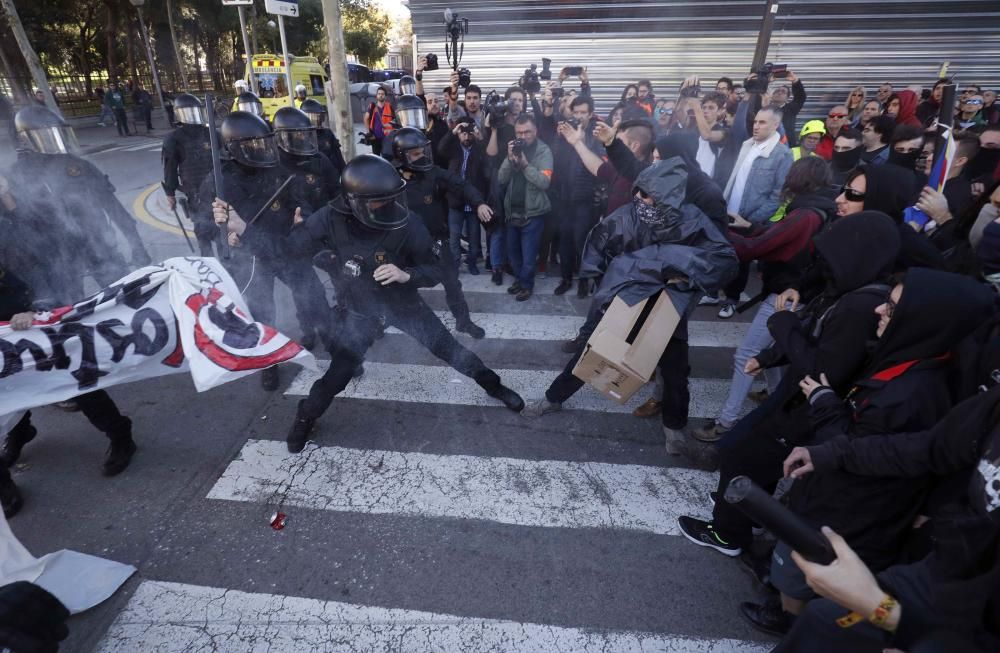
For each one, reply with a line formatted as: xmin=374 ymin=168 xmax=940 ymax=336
xmin=239 ymin=54 xmax=328 ymax=120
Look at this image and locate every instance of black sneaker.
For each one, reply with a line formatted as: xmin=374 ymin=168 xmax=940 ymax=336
xmin=561 ymin=335 xmax=587 ymax=354
xmin=487 ymin=385 xmax=525 ymax=412
xmin=738 ymin=551 xmax=772 ymax=588
xmin=576 ymin=278 xmax=589 ymax=298
xmin=287 ymin=416 xmax=316 ymax=453
xmin=102 ymin=437 xmax=137 ymax=476
xmin=261 ymin=366 xmax=280 ymax=391
xmin=554 ymin=280 xmax=572 ymax=295
xmin=491 ymin=270 xmax=503 ymax=286
xmin=507 ymin=281 xmax=523 ymax=295
xmin=739 ymin=599 xmax=794 ymax=637
xmin=0 ymin=473 xmax=23 ymax=518
xmin=0 ymin=424 xmax=36 ymax=467
xmin=515 ymin=288 xmax=532 ymax=302
xmin=677 ymin=516 xmax=742 ymax=556
xmin=456 ymin=319 xmax=486 ymax=339
xmin=353 ymin=364 xmax=365 ymax=379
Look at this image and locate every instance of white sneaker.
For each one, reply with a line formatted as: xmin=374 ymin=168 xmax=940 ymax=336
xmin=521 ymin=398 xmax=562 ymax=418
xmin=698 ymin=295 xmax=721 ymax=306
xmin=718 ymin=303 xmax=735 ymax=319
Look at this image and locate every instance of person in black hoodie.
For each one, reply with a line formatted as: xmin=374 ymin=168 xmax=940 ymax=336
xmin=773 ymin=384 xmax=1000 ymax=653
xmin=745 ymin=269 xmax=996 ymax=634
xmin=678 ymin=212 xmax=900 ymax=561
xmin=839 ymin=165 xmax=945 ymax=271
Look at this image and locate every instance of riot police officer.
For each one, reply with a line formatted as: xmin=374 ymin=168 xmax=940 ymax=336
xmin=299 ymin=98 xmax=347 ymax=172
xmin=10 ymin=105 xmax=151 ymax=300
xmin=216 ymin=155 xmax=524 ymax=453
xmin=234 ymin=91 xmax=265 ymax=119
xmin=293 ymin=84 xmax=309 ymax=108
xmin=272 ymin=106 xmax=340 ymax=210
xmin=196 ymin=111 xmax=330 ymax=385
xmin=162 ymin=93 xmax=216 ymax=255
xmin=388 ymin=127 xmax=493 ymax=338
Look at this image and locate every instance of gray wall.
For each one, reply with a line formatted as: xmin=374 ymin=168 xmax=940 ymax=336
xmin=410 ymin=0 xmax=1000 ymax=127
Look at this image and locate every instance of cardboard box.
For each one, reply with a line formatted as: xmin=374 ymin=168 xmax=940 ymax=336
xmin=572 ymin=291 xmax=682 ymax=404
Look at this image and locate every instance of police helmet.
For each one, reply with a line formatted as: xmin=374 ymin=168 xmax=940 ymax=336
xmin=236 ymin=91 xmax=264 ymax=116
xmin=272 ymin=106 xmax=318 ymax=156
xmin=395 ymin=94 xmax=428 ymax=130
xmin=399 ymin=75 xmax=417 ymax=96
xmin=389 ymin=127 xmax=434 ymax=172
xmin=173 ymin=93 xmax=205 ymax=126
xmin=295 ymin=83 xmax=308 ymax=99
xmin=220 ymin=111 xmax=278 ymax=168
xmin=342 ymin=154 xmax=408 ymax=230
xmin=298 ymin=99 xmax=328 ymax=128
xmin=14 ymin=105 xmax=79 ymax=154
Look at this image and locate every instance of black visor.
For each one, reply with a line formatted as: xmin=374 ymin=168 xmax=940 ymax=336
xmin=401 ymin=143 xmax=434 ymax=171
xmin=397 ymin=106 xmax=428 ymax=130
xmin=348 ymin=190 xmax=409 ymax=230
xmin=275 ymin=128 xmax=318 ymax=156
xmin=228 ymin=135 xmax=279 ymax=167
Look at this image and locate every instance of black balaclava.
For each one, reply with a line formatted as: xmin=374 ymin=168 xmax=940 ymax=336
xmin=832 ymin=146 xmax=863 ymax=172
xmin=888 ymin=148 xmax=920 ymax=171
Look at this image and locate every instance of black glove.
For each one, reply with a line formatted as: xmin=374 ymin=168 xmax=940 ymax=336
xmin=0 ymin=581 xmax=70 ymax=653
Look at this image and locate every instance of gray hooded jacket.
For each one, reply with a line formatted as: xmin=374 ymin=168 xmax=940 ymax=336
xmin=580 ymin=157 xmax=739 ymax=319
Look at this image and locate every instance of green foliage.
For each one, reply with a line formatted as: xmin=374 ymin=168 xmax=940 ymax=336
xmin=340 ymin=0 xmax=391 ymax=67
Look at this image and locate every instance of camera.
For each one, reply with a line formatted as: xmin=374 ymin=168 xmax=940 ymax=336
xmin=458 ymin=122 xmax=476 ymax=134
xmin=745 ymin=62 xmax=787 ymax=93
xmin=521 ymin=63 xmax=540 ymax=95
xmin=485 ymin=90 xmax=508 ymax=121
xmin=551 ymin=86 xmax=564 ymax=101
xmin=457 ymin=67 xmax=471 ymax=89
xmin=540 ymin=58 xmax=552 ymax=81
xmin=511 ymin=138 xmax=526 ymax=157
xmin=563 ymin=117 xmax=581 ymax=129
xmin=562 ymin=66 xmax=583 ymax=77
xmin=358 ymin=131 xmax=376 ymax=146
xmin=343 ymin=257 xmax=363 ymax=278
xmin=679 ymin=84 xmax=701 ymax=99
xmin=424 ymin=53 xmax=439 ymax=72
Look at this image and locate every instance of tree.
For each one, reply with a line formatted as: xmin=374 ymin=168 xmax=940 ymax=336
xmin=340 ymin=0 xmax=390 ymax=68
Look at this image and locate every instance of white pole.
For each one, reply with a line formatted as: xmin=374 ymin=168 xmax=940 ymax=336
xmin=237 ymin=6 xmax=258 ymax=95
xmin=320 ymin=0 xmax=355 ymax=159
xmin=277 ymin=15 xmax=294 ymax=107
xmin=135 ymin=11 xmax=165 ymax=126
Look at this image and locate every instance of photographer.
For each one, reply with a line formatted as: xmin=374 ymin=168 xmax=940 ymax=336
xmin=439 ymin=117 xmax=490 ymax=275
xmin=497 ymin=114 xmax=553 ymax=301
xmin=676 ymin=77 xmax=731 ymax=180
xmin=485 ymin=86 xmax=527 ymax=159
xmin=553 ymin=96 xmax=605 ymax=298
xmin=445 ymin=71 xmax=485 ymax=130
xmin=424 ymin=89 xmax=451 ymax=167
xmin=768 ymin=69 xmax=806 ymax=146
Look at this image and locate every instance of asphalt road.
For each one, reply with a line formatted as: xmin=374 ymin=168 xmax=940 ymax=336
xmin=3 ymin=123 xmax=778 ymax=652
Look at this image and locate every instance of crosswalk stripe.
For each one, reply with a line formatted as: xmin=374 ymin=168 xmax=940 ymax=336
xmin=208 ymin=440 xmax=716 ymax=535
xmin=424 ymin=274 xmax=566 ymax=294
xmin=96 ymin=580 xmax=771 ymax=652
xmin=392 ymin=311 xmax=746 ymax=348
xmin=284 ymin=361 xmax=740 ymax=417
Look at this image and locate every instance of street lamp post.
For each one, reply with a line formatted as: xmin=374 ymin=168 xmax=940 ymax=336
xmin=129 ymin=0 xmax=166 ymax=127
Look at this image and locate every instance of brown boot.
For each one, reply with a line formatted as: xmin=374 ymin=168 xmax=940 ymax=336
xmin=632 ymin=398 xmax=662 ymax=418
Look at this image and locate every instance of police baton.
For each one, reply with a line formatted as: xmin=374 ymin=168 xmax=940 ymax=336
xmin=205 ymin=93 xmax=230 ymax=259
xmin=170 ymin=199 xmax=196 ymax=253
xmin=246 ymin=175 xmax=297 ymax=227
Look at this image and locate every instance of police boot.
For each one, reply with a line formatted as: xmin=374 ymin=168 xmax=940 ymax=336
xmin=102 ymin=420 xmax=136 ymax=477
xmin=0 ymin=420 xmax=37 ymax=467
xmin=261 ymin=366 xmax=280 ymax=391
xmin=455 ymin=316 xmax=486 ymax=339
xmin=287 ymin=402 xmax=315 ymax=454
xmin=0 ymin=469 xmax=23 ymax=519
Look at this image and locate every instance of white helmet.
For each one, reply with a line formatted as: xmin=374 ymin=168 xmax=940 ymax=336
xmin=235 ymin=79 xmax=249 ymax=92
xmin=295 ymin=84 xmax=307 ymax=98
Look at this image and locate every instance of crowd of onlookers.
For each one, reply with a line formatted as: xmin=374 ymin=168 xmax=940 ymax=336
xmin=390 ymin=63 xmax=1000 ymax=652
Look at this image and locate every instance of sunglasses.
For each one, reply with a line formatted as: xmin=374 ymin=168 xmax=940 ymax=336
xmin=839 ymin=185 xmax=866 ymax=202
xmin=828 ymin=113 xmax=848 ymax=119
xmin=964 ymin=99 xmax=984 ymax=106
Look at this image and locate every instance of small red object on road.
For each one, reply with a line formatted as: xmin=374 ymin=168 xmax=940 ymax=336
xmin=270 ymin=512 xmax=287 ymax=530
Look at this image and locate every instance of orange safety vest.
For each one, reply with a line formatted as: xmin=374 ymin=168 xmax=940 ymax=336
xmin=367 ymin=101 xmax=395 ymax=134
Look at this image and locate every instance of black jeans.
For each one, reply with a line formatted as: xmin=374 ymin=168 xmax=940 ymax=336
xmin=438 ymin=242 xmax=472 ymax=323
xmin=225 ymin=253 xmax=330 ymax=333
xmin=558 ymin=200 xmax=594 ymax=281
xmin=723 ymin=261 xmax=751 ymax=303
xmin=545 ymin=317 xmax=691 ymax=429
xmin=7 ymin=390 xmax=131 ymax=447
xmin=113 ymin=108 xmax=129 ymax=135
xmin=298 ymin=301 xmax=501 ymax=421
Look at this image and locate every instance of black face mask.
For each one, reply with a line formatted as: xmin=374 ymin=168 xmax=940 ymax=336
xmin=832 ymin=146 xmax=863 ymax=171
xmin=969 ymin=148 xmax=1000 ymax=179
xmin=888 ymin=149 xmax=920 ymax=170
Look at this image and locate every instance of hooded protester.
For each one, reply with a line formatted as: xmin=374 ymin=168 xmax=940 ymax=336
xmin=751 ymin=269 xmax=997 ymax=634
xmin=773 ymin=385 xmax=1000 ymax=653
xmin=892 ymin=90 xmax=923 ymax=127
xmin=829 ymin=128 xmax=864 ymax=186
xmin=840 ymin=165 xmax=945 ymax=271
xmin=522 ymin=157 xmax=738 ymax=456
xmin=678 ymin=212 xmax=901 ymax=564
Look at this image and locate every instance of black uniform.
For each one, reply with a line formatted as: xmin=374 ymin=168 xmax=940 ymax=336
xmin=195 ymin=160 xmax=329 ymax=336
xmin=162 ymin=123 xmax=215 ymax=254
xmin=279 ymin=149 xmax=340 ymax=212
xmin=241 ymin=199 xmax=512 ymax=423
xmin=402 ymin=165 xmax=484 ymax=328
xmin=317 ymin=129 xmax=347 ymax=173
xmin=11 ymin=151 xmax=151 ymax=299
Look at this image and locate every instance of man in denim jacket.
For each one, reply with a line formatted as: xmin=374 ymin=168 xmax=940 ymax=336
xmin=723 ymin=107 xmax=793 ymax=225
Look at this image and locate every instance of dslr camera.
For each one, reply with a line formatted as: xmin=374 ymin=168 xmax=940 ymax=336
xmin=563 ymin=117 xmax=581 ymax=129
xmin=521 ymin=63 xmax=541 ymax=95
xmin=423 ymin=53 xmax=440 ymax=71
xmin=745 ymin=62 xmax=788 ymax=93
xmin=679 ymin=83 xmax=701 ymax=99
xmin=456 ymin=67 xmax=471 ymax=89
xmin=458 ymin=122 xmax=477 ymax=135
xmin=485 ymin=90 xmax=508 ymax=122
xmin=511 ymin=138 xmax=526 ymax=158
